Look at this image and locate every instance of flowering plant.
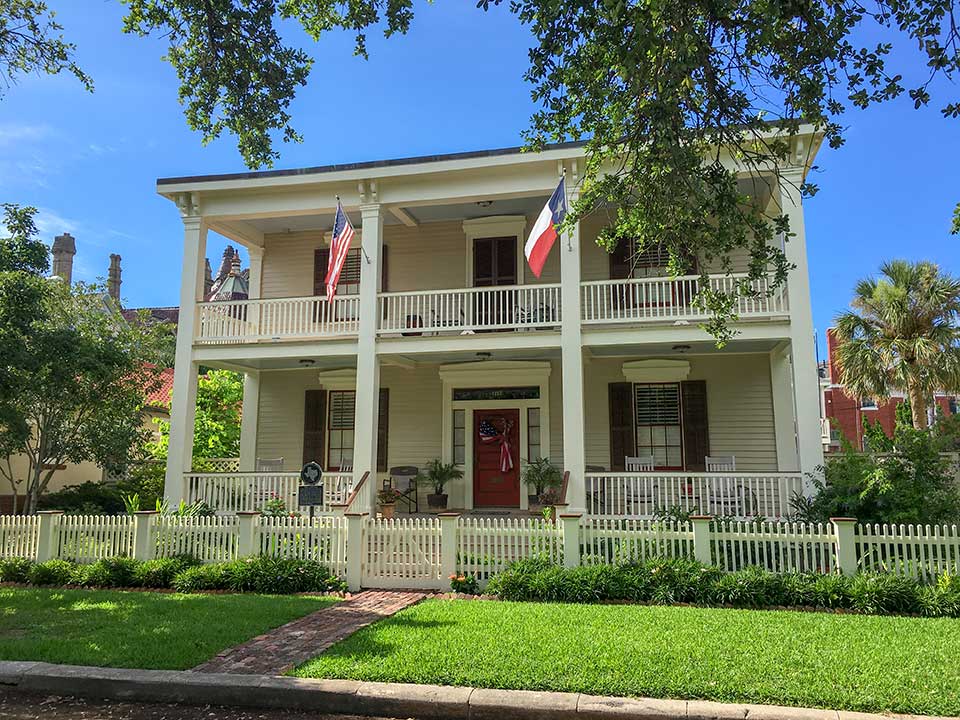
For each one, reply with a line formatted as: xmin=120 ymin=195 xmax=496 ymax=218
xmin=378 ymin=487 xmax=403 ymax=505
xmin=449 ymin=573 xmax=480 ymax=595
xmin=261 ymin=495 xmax=289 ymax=517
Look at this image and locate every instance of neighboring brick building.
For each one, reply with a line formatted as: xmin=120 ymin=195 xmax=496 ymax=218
xmin=821 ymin=328 xmax=958 ymax=452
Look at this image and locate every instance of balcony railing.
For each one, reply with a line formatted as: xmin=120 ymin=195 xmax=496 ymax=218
xmin=585 ymin=471 xmax=804 ymax=519
xmin=377 ymin=284 xmax=562 ymax=335
xmin=195 ymin=295 xmax=360 ymax=344
xmin=185 ymin=471 xmax=355 ymax=513
xmin=580 ymin=273 xmax=788 ymax=325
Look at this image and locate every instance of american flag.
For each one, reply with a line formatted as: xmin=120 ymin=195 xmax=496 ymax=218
xmin=325 ymin=200 xmax=355 ymax=298
xmin=479 ymin=418 xmax=514 ymax=472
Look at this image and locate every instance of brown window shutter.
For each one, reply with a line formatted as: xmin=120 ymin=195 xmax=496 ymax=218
xmin=381 ymin=244 xmax=389 ymax=292
xmin=680 ymin=380 xmax=709 ymax=471
xmin=377 ymin=388 xmax=389 ymax=472
xmin=303 ymin=389 xmax=327 ymax=466
xmin=608 ymin=382 xmax=635 ymax=471
xmin=313 ymin=248 xmax=330 ymax=296
xmin=609 ymin=239 xmax=632 ymax=279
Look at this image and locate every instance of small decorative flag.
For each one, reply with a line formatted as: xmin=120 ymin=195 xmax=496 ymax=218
xmin=524 ymin=176 xmax=567 ymax=278
xmin=479 ymin=418 xmax=514 ymax=473
xmin=325 ymin=200 xmax=355 ymax=299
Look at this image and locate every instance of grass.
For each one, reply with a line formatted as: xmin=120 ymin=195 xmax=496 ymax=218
xmin=293 ymin=599 xmax=960 ymax=716
xmin=0 ymin=587 xmax=337 ymax=670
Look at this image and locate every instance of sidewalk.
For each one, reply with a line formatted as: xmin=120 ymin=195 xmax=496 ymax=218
xmin=0 ymin=662 xmax=952 ymax=720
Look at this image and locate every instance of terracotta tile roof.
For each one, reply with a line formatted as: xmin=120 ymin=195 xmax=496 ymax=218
xmin=145 ymin=366 xmax=175 ymax=409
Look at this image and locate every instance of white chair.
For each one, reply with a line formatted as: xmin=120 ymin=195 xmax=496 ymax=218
xmin=256 ymin=457 xmax=284 ymax=472
xmin=705 ymin=455 xmax=736 ymax=472
xmin=624 ymin=455 xmax=656 ymax=515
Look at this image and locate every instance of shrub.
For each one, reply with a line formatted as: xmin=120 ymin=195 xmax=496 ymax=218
xmin=710 ymin=566 xmax=797 ymax=608
xmin=171 ymin=563 xmax=230 ymax=592
xmin=486 ymin=556 xmax=556 ymax=601
xmin=224 ymin=556 xmax=345 ymax=594
xmin=917 ymin=573 xmax=960 ymax=617
xmin=133 ymin=555 xmax=200 ymax=588
xmin=0 ymin=557 xmax=33 ymax=583
xmin=75 ymin=557 xmax=141 ymax=588
xmin=848 ymin=573 xmax=921 ymax=614
xmin=28 ymin=559 xmax=78 ymax=586
xmin=38 ymin=482 xmax=125 ymax=515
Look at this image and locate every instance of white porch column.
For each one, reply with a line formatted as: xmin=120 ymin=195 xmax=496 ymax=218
xmin=164 ymin=209 xmax=207 ymax=505
xmin=246 ymin=245 xmax=263 ymax=337
xmin=780 ymin=168 xmax=824 ymax=489
xmin=239 ymin=371 xmax=260 ymax=471
xmin=353 ymin=201 xmax=383 ymax=514
xmin=769 ymin=343 xmax=799 ymax=472
xmin=560 ymin=177 xmax=586 ymax=513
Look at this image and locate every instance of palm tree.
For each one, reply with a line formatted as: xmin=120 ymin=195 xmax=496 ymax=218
xmin=834 ymin=260 xmax=960 ymax=430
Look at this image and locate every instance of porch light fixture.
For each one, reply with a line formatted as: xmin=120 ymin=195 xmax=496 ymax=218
xmin=671 ymin=345 xmax=692 ymax=353
xmin=475 ymin=200 xmax=493 ymax=208
xmin=299 ymin=359 xmax=316 ymax=366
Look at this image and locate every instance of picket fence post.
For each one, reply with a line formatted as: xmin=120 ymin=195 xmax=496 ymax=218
xmin=35 ymin=510 xmax=63 ymax=562
xmin=236 ymin=511 xmax=260 ymax=557
xmin=831 ymin=517 xmax=858 ymax=575
xmin=690 ymin=515 xmax=713 ymax=565
xmin=560 ymin=514 xmax=582 ymax=568
xmin=345 ymin=512 xmax=367 ymax=592
xmin=132 ymin=511 xmax=159 ymax=561
xmin=439 ymin=513 xmax=460 ymax=582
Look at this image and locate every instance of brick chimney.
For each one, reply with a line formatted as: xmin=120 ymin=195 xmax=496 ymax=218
xmin=51 ymin=232 xmax=76 ymax=285
xmin=108 ymin=254 xmax=122 ymax=301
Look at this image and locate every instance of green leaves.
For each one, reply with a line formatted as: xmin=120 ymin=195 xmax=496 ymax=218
xmin=0 ymin=0 xmax=92 ymax=99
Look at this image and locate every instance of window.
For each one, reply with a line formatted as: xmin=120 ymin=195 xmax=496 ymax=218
xmin=527 ymin=408 xmax=542 ymax=461
xmin=453 ymin=386 xmax=540 ymax=402
xmin=452 ymin=409 xmax=465 ymax=465
xmin=327 ymin=390 xmax=355 ymax=469
xmin=949 ymin=397 xmax=958 ymax=415
xmin=634 ymin=383 xmax=683 ymax=468
xmin=338 ymin=250 xmax=361 ymax=295
xmin=860 ymin=398 xmax=878 ymax=410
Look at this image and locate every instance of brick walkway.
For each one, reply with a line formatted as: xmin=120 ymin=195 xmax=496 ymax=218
xmin=192 ymin=590 xmax=431 ymax=675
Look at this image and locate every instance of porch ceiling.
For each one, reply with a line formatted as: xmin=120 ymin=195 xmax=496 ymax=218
xmin=586 ymin=338 xmax=783 ymax=357
xmin=383 ymin=347 xmax=561 ymax=366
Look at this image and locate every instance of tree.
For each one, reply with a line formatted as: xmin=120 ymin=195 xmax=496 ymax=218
xmin=834 ymin=260 xmax=960 ymax=429
xmin=4 ymin=1 xmax=960 ymax=338
xmin=0 ymin=208 xmax=167 ymax=512
xmin=147 ymin=369 xmax=243 ymax=467
xmin=0 ymin=1 xmax=91 ymax=97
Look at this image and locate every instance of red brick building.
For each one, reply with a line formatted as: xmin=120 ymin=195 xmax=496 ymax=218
xmin=821 ymin=328 xmax=958 ymax=451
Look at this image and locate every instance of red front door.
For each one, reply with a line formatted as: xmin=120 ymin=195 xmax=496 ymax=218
xmin=473 ymin=409 xmax=521 ymax=507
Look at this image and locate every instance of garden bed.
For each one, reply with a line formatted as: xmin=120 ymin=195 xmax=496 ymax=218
xmin=0 ymin=587 xmax=337 ymax=669
xmin=292 ymin=598 xmax=960 ymax=716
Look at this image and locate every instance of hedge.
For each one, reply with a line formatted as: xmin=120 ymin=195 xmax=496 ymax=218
xmin=485 ymin=557 xmax=960 ymax=617
xmin=0 ymin=555 xmax=347 ymax=595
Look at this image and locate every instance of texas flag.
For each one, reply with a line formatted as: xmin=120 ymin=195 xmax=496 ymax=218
xmin=524 ymin=177 xmax=567 ymax=278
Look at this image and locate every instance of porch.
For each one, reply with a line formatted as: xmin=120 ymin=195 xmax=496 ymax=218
xmin=181 ymin=345 xmax=809 ymax=520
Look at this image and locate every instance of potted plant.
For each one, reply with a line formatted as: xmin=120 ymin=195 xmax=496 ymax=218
xmin=521 ymin=457 xmax=563 ymax=510
xmin=377 ymin=487 xmax=403 ymax=519
xmin=417 ymin=459 xmax=463 ymax=510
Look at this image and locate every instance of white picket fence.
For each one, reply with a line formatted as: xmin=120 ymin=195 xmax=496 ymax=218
xmin=0 ymin=515 xmax=38 ymax=558
xmin=3 ymin=513 xmax=959 ymax=591
xmin=580 ymin=518 xmax=693 ymax=565
xmin=457 ymin=517 xmax=562 ymax=582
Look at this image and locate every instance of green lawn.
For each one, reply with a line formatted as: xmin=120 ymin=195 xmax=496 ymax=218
xmin=293 ymin=599 xmax=960 ymax=716
xmin=0 ymin=587 xmax=337 ymax=670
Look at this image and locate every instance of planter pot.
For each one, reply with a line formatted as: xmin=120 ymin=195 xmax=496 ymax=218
xmin=380 ymin=503 xmax=396 ymax=519
xmin=427 ymin=493 xmax=448 ymax=510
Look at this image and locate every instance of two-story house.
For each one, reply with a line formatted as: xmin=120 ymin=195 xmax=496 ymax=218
xmin=159 ymin=132 xmax=824 ymax=520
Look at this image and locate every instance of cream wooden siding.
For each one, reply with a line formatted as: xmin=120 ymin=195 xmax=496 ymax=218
xmin=583 ymin=355 xmax=778 ymax=471
xmin=255 ymin=355 xmax=777 ymax=481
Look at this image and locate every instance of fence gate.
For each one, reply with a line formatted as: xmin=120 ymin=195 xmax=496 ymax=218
xmin=362 ymin=517 xmax=442 ymax=589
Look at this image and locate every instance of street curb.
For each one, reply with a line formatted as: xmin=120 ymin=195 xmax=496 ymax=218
xmin=0 ymin=662 xmax=953 ymax=720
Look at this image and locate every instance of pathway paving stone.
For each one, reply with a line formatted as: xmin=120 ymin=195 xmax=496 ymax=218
xmin=192 ymin=590 xmax=432 ymax=676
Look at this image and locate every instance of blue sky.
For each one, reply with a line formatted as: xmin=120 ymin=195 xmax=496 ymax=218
xmin=0 ymin=2 xmax=956 ymax=357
